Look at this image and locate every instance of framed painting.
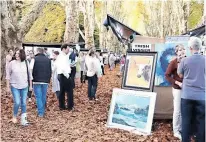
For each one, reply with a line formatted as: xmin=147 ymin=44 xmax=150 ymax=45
xmin=122 ymin=52 xmax=157 ymax=92
xmin=107 ymin=88 xmax=157 ymax=135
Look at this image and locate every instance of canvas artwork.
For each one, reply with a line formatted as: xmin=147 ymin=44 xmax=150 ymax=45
xmin=107 ymin=88 xmax=157 ymax=135
xmin=24 ymin=46 xmax=61 ymax=58
xmin=122 ymin=52 xmax=157 ymax=91
xmin=155 ymin=36 xmax=191 ymax=86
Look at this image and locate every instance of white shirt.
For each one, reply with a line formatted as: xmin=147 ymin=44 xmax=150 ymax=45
xmin=29 ymin=58 xmax=35 ymax=70
xmin=85 ymin=55 xmax=97 ymax=77
xmin=56 ymin=52 xmax=71 ymax=78
xmin=99 ymin=56 xmax=104 ymax=66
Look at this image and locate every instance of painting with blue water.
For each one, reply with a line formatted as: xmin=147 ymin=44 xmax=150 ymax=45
xmin=155 ymin=39 xmax=191 ymax=86
xmin=107 ymin=88 xmax=156 ymax=135
xmin=112 ymin=94 xmax=150 ymax=129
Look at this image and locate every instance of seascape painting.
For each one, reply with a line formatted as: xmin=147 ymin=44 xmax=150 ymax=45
xmin=112 ymin=94 xmax=150 ymax=129
xmin=107 ymin=88 xmax=157 ymax=135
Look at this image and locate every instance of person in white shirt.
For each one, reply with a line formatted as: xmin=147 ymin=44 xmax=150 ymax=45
xmin=27 ymin=50 xmax=35 ymax=102
xmin=109 ymin=53 xmax=116 ymax=71
xmin=85 ymin=49 xmax=102 ymax=101
xmin=99 ymin=53 xmax=105 ymax=75
xmin=51 ymin=51 xmax=60 ymax=99
xmin=80 ymin=52 xmax=85 ymax=83
xmin=56 ymin=44 xmax=74 ymax=111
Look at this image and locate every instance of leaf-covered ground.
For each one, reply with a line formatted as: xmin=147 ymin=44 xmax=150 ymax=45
xmin=1 ymin=66 xmax=181 ymax=142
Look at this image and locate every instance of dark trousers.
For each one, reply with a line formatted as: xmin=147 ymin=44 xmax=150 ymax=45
xmin=55 ymin=91 xmax=60 ymax=99
xmin=87 ymin=74 xmax=98 ymax=99
xmin=80 ymin=71 xmax=85 ymax=83
xmin=181 ymin=98 xmax=205 ymax=142
xmin=71 ymin=67 xmax=76 ymax=89
xmin=101 ymin=65 xmax=105 ymax=75
xmin=58 ymin=74 xmax=74 ymax=109
xmin=28 ymin=91 xmax=32 ymax=98
xmin=115 ymin=60 xmax=117 ymax=68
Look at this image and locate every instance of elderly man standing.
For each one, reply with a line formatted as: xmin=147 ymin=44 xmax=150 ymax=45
xmin=31 ymin=48 xmax=52 ymax=117
xmin=178 ymin=37 xmax=205 ymax=142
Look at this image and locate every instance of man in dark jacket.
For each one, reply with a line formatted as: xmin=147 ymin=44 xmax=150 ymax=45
xmin=31 ymin=48 xmax=51 ymax=117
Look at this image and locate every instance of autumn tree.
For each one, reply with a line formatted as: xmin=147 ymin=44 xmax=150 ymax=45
xmin=64 ymin=0 xmax=79 ymax=43
xmin=81 ymin=0 xmax=95 ymax=49
xmin=1 ymin=0 xmax=47 ymax=80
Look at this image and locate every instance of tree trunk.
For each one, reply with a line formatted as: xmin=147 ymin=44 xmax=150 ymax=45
xmin=83 ymin=0 xmax=95 ymax=49
xmin=99 ymin=1 xmax=107 ymax=49
xmin=64 ymin=0 xmax=79 ymax=43
xmin=18 ymin=0 xmax=47 ymax=43
xmin=1 ymin=0 xmax=46 ymax=80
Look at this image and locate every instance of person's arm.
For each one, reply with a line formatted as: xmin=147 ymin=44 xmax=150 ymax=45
xmin=49 ymin=60 xmax=52 ymax=79
xmin=165 ymin=60 xmax=176 ymax=85
xmin=177 ymin=59 xmax=184 ymax=79
xmin=6 ymin=61 xmax=12 ymax=93
xmin=27 ymin=60 xmax=33 ymax=90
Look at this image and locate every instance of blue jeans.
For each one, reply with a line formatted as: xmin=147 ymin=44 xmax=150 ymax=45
xmin=88 ymin=74 xmax=98 ymax=99
xmin=181 ymin=98 xmax=205 ymax=142
xmin=33 ymin=84 xmax=48 ymax=116
xmin=11 ymin=86 xmax=28 ymax=117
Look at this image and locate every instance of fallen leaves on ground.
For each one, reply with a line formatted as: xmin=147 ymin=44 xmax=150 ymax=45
xmin=1 ymin=66 xmax=181 ymax=142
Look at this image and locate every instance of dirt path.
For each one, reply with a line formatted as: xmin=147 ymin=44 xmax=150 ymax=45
xmin=1 ymin=66 xmax=180 ymax=142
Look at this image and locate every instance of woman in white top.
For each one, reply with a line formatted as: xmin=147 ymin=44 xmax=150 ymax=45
xmin=52 ymin=51 xmax=60 ymax=99
xmin=109 ymin=53 xmax=116 ymax=71
xmin=85 ymin=50 xmax=102 ymax=100
xmin=6 ymin=49 xmax=32 ymax=126
xmin=27 ymin=50 xmax=35 ymax=102
xmin=99 ymin=53 xmax=105 ymax=75
xmin=80 ymin=52 xmax=85 ymax=83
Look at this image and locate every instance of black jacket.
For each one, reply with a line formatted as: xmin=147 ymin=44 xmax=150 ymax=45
xmin=32 ymin=53 xmax=51 ymax=83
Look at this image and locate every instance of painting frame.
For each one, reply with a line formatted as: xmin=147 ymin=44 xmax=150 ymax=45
xmin=122 ymin=51 xmax=157 ymax=92
xmin=107 ymin=88 xmax=157 ymax=135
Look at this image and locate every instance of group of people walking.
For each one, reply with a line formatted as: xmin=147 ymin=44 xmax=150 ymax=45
xmin=6 ymin=44 xmax=104 ymax=126
xmin=5 ymin=37 xmax=205 ymax=142
xmin=165 ymin=37 xmax=205 ymax=142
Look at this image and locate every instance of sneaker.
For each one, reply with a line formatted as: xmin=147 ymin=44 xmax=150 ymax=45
xmin=28 ymin=98 xmax=32 ymax=102
xmin=21 ymin=113 xmax=29 ymax=126
xmin=174 ymin=132 xmax=182 ymax=140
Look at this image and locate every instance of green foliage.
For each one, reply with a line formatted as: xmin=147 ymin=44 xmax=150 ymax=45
xmin=188 ymin=1 xmax=204 ymax=29
xmin=24 ymin=2 xmax=65 ymax=43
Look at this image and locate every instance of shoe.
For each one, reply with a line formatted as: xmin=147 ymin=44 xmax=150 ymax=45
xmin=38 ymin=114 xmax=44 ymax=118
xmin=28 ymin=98 xmax=32 ymax=102
xmin=59 ymin=107 xmax=66 ymax=111
xmin=21 ymin=113 xmax=29 ymax=126
xmin=12 ymin=117 xmax=17 ymax=124
xmin=174 ymin=132 xmax=182 ymax=140
xmin=68 ymin=107 xmax=74 ymax=111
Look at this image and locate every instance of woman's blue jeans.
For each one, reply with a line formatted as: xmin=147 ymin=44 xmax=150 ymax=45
xmin=11 ymin=86 xmax=28 ymax=117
